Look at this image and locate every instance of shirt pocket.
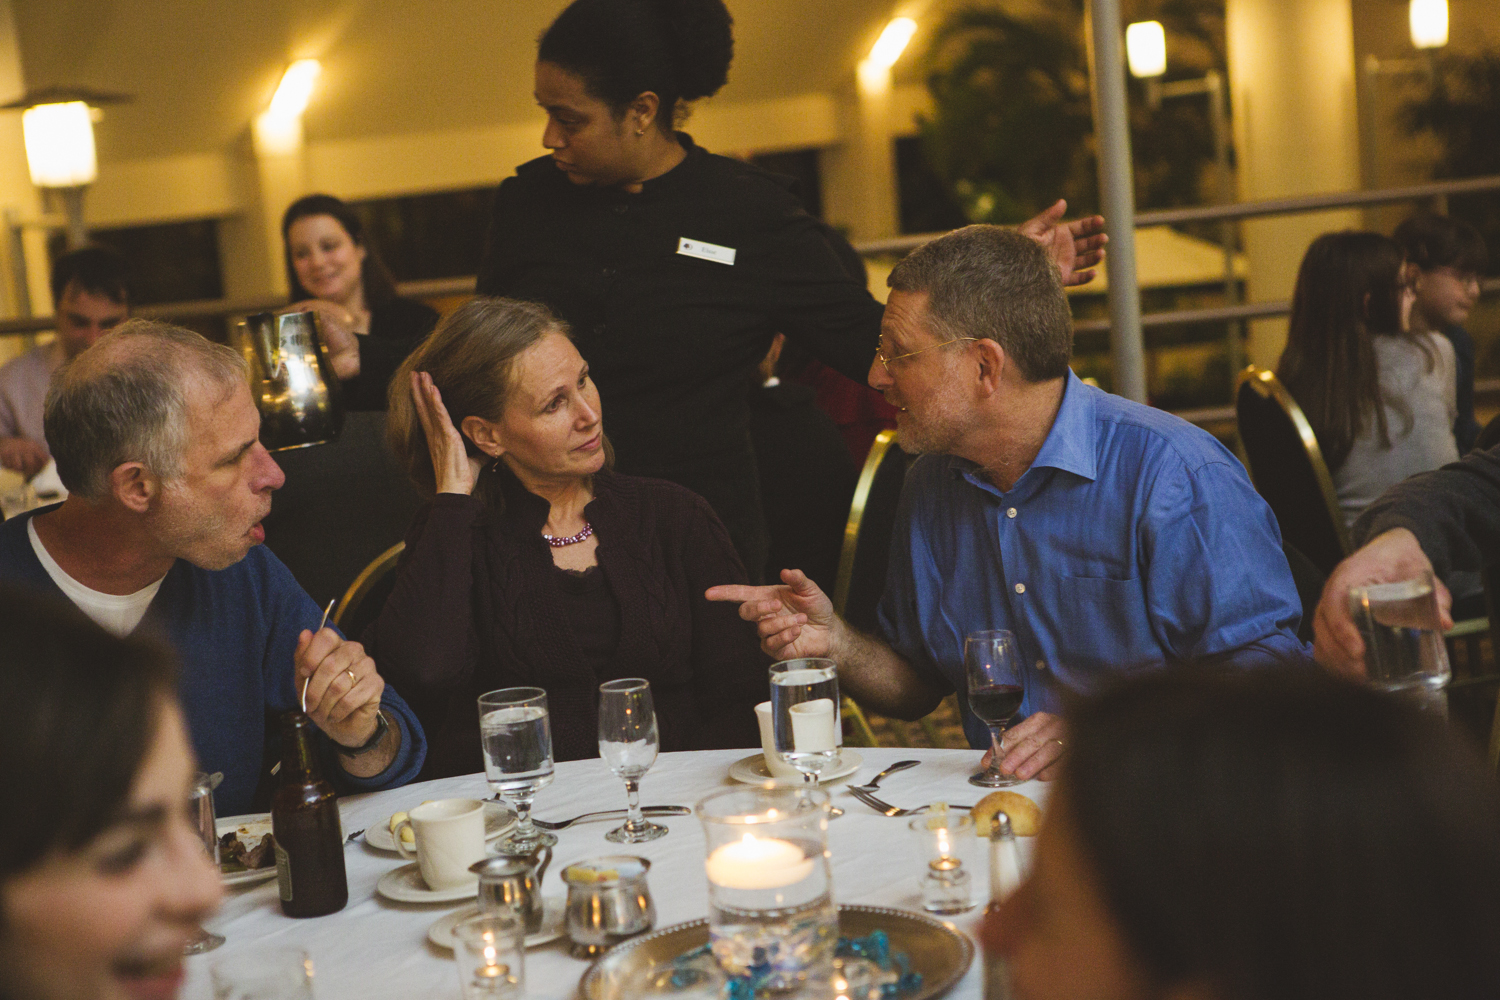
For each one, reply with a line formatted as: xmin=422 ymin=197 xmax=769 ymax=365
xmin=1040 ymin=574 xmax=1159 ymax=677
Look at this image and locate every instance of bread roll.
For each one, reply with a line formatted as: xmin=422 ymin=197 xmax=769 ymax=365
xmin=971 ymin=790 xmax=1041 ymax=837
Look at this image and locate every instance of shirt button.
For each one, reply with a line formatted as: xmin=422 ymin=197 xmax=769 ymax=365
xmin=1035 ymin=659 xmax=1047 ymax=671
xmin=602 ymin=267 xmax=616 ymax=278
xmin=1014 ymin=583 xmax=1026 ymax=594
xmin=1006 ymin=507 xmax=1017 ymax=519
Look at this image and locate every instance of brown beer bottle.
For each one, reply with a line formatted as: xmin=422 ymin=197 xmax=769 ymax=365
xmin=272 ymin=712 xmax=348 ymax=917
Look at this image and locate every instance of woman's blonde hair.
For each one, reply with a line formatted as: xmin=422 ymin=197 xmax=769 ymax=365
xmin=388 ymin=296 xmax=568 ymax=498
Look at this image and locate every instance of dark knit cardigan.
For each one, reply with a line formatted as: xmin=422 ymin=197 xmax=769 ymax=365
xmin=365 ymin=463 xmax=767 ymax=778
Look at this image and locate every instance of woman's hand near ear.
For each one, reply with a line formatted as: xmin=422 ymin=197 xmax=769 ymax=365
xmin=410 ymin=371 xmax=485 ymax=495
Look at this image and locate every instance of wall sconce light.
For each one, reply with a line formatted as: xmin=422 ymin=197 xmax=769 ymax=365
xmin=868 ymin=17 xmax=917 ymax=70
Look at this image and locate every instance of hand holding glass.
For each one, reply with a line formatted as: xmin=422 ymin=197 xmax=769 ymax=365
xmin=598 ymin=678 xmax=668 ymax=843
xmin=1348 ymin=571 xmax=1452 ymax=694
xmin=965 ymin=630 xmax=1025 ymax=788
xmin=478 ymin=687 xmax=557 ymax=855
xmin=770 ymin=659 xmax=841 ymax=784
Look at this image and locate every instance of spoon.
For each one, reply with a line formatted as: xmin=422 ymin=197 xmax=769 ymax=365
xmin=848 ymin=759 xmax=920 ymax=793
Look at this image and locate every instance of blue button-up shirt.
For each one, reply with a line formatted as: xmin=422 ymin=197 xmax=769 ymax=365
xmin=877 ymin=371 xmax=1310 ymax=748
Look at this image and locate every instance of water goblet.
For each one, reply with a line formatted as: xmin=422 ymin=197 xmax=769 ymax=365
xmin=598 ymin=678 xmax=669 ymax=843
xmin=185 ymin=771 xmax=224 ymax=954
xmin=478 ymin=687 xmax=557 ymax=856
xmin=965 ymin=630 xmax=1025 ymax=788
xmin=769 ymin=659 xmax=841 ymax=784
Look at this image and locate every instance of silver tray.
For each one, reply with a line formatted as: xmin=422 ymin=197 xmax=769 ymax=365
xmin=578 ymin=904 xmax=974 ymax=1000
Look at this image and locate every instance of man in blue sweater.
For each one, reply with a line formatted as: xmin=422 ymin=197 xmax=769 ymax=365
xmin=0 ymin=320 xmax=425 ymax=814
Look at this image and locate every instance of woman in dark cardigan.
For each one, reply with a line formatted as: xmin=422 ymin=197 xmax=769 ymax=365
xmin=369 ymin=296 xmax=765 ymax=778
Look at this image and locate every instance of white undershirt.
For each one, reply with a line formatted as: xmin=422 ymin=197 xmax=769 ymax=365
xmin=28 ymin=519 xmax=165 ymax=636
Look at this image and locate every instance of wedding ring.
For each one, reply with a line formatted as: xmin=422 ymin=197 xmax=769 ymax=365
xmin=346 ymin=668 xmax=357 ymax=685
xmin=1051 ymin=738 xmax=1066 ymax=749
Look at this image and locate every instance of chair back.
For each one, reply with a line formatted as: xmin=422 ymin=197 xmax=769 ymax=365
xmin=832 ymin=429 xmax=911 ymax=635
xmin=1475 ymin=412 xmax=1500 ymax=453
xmin=1235 ymin=366 xmax=1350 ymax=578
xmin=333 ymin=542 xmax=404 ymax=641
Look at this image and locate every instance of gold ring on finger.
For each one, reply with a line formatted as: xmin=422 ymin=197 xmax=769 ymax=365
xmin=346 ymin=668 xmax=357 ymax=685
xmin=1052 ymin=738 xmax=1065 ymax=749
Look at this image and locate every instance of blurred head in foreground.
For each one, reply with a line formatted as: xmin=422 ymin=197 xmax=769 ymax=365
xmin=0 ymin=586 xmax=221 ymax=1000
xmin=986 ymin=667 xmax=1500 ymax=1000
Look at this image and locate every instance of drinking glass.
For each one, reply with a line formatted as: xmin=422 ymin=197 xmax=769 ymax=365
xmin=769 ymin=659 xmax=842 ymax=784
xmin=478 ymin=687 xmax=557 ymax=855
xmin=210 ymin=947 xmax=315 ymax=1000
xmin=185 ymin=771 xmax=224 ymax=955
xmin=1349 ymin=571 xmax=1452 ymax=695
xmin=598 ymin=678 xmax=668 ymax=843
xmin=965 ymin=630 xmax=1025 ymax=788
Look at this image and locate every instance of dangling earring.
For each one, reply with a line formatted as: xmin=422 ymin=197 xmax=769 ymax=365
xmin=636 ymin=125 xmax=648 ymax=136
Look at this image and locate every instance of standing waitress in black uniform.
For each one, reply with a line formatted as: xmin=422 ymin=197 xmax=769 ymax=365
xmin=476 ymin=0 xmax=1105 ymax=578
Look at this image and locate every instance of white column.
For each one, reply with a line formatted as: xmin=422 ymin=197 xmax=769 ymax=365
xmin=822 ymin=61 xmax=901 ymax=243
xmin=0 ymin=0 xmax=47 ymax=320
xmin=216 ymin=113 xmax=308 ymax=302
xmin=1226 ymin=0 xmax=1363 ymax=370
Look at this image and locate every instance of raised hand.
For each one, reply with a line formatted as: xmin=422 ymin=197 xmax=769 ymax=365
xmin=1313 ymin=528 xmax=1452 ymax=680
xmin=410 ymin=371 xmax=486 ymax=496
xmin=1017 ymin=199 xmax=1107 ymax=287
xmin=706 ymin=568 xmax=839 ymax=660
xmin=294 ymin=627 xmax=385 ymax=750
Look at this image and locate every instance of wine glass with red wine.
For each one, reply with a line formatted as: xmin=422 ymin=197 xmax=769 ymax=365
xmin=965 ymin=629 xmax=1025 ymax=788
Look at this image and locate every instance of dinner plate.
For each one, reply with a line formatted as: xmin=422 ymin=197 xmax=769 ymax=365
xmin=426 ymin=898 xmax=567 ymax=951
xmin=376 ymin=862 xmax=480 ymax=904
xmin=216 ymin=813 xmax=279 ymax=888
xmin=727 ymin=749 xmax=862 ymax=786
xmin=364 ymin=801 xmax=517 ymax=853
xmin=579 ymin=903 xmax=973 ymax=1000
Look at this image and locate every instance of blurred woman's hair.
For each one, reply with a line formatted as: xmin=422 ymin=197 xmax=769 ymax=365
xmin=1277 ymin=230 xmax=1428 ymax=471
xmin=280 ymin=193 xmax=399 ymax=306
xmin=389 ymin=296 xmax=609 ymax=504
xmin=0 ymin=585 xmax=178 ymax=876
xmin=1061 ymin=666 xmax=1500 ymax=1000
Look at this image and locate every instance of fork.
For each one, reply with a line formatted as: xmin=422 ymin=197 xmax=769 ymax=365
xmin=848 ymin=787 xmax=973 ymax=817
xmin=529 ymin=806 xmax=691 ymax=830
xmin=847 ymin=759 xmax=921 ymax=793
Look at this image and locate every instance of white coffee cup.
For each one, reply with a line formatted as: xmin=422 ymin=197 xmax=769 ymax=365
xmin=754 ymin=701 xmax=804 ymax=779
xmin=394 ymin=798 xmax=487 ymax=891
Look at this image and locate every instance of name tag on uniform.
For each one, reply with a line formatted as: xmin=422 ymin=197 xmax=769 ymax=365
xmin=677 ymin=237 xmax=736 ymax=266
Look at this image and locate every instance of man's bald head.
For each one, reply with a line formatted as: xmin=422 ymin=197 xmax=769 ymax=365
xmin=45 ymin=320 xmax=247 ymax=500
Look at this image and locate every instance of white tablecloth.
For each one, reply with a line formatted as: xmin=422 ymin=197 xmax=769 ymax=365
xmin=186 ymin=747 xmax=1046 ymax=1000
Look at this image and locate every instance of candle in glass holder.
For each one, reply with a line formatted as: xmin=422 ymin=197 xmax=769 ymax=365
xmin=697 ymin=786 xmax=837 ymax=994
xmin=455 ymin=914 xmax=524 ymax=999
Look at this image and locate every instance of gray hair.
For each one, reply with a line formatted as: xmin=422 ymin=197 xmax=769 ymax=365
xmin=44 ymin=319 xmax=247 ymax=500
xmin=887 ymin=225 xmax=1073 ymax=382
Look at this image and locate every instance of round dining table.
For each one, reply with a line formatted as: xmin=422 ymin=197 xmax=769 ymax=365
xmin=186 ymin=746 xmax=1048 ymax=1000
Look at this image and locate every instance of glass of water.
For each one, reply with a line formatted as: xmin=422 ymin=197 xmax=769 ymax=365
xmin=769 ymin=659 xmax=841 ymax=784
xmin=210 ymin=947 xmax=315 ymax=999
xmin=185 ymin=771 xmax=224 ymax=954
xmin=1348 ymin=571 xmax=1452 ymax=696
xmin=478 ymin=687 xmax=557 ymax=855
xmin=598 ymin=678 xmax=668 ymax=843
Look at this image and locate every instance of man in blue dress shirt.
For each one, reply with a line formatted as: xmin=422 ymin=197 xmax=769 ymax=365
xmin=710 ymin=225 xmax=1308 ymax=781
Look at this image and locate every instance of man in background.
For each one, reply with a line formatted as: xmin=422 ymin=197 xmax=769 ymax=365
xmin=0 ymin=246 xmax=130 ymax=476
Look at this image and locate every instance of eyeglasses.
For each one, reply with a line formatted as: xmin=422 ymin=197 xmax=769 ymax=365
xmin=875 ymin=336 xmax=979 ymax=374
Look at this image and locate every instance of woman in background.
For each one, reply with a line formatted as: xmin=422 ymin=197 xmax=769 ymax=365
xmin=984 ymin=667 xmax=1500 ymax=1000
xmin=1276 ymin=231 xmax=1456 ymax=529
xmin=0 ymin=585 xmax=221 ymax=1000
xmin=370 ymin=297 xmax=764 ymax=778
xmin=282 ymin=193 xmax=439 ymax=410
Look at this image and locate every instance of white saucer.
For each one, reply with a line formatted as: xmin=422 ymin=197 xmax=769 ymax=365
xmin=377 ymin=863 xmax=480 ymax=904
xmin=427 ymin=898 xmax=567 ymax=951
xmin=728 ymin=750 xmax=863 ymax=786
xmin=365 ymin=801 xmax=517 ymax=853
xmin=216 ymin=813 xmax=279 ymax=888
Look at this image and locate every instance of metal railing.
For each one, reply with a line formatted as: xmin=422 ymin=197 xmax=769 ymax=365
xmin=2 ymin=174 xmax=1497 ymax=430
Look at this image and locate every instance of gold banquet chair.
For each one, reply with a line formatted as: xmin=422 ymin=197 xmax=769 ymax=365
xmin=333 ymin=542 xmax=405 ymax=639
xmin=828 ymin=429 xmax=951 ymax=748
